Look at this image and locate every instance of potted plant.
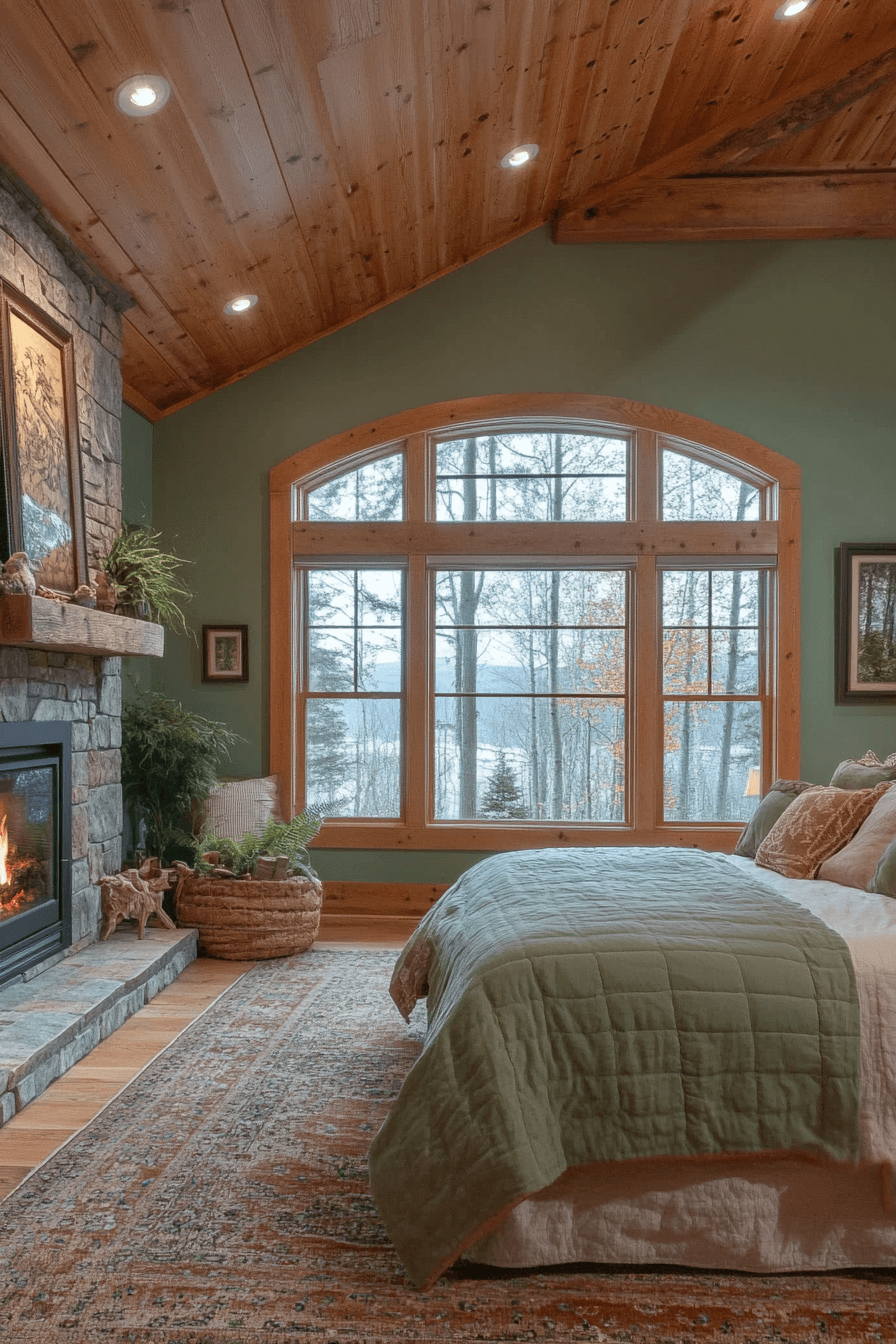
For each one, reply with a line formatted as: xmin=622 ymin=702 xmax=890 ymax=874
xmin=100 ymin=526 xmax=192 ymax=634
xmin=172 ymin=807 xmax=329 ymax=960
xmin=121 ymin=690 xmax=240 ymax=866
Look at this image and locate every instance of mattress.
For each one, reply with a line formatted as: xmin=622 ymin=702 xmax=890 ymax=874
xmin=464 ymin=854 xmax=896 ymax=1271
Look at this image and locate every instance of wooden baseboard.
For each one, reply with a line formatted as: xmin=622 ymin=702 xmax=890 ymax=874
xmin=321 ymin=882 xmax=448 ymax=917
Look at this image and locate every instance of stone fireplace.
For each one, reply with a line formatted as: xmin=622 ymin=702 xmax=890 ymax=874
xmin=0 ymin=170 xmax=196 ymax=1132
xmin=0 ymin=167 xmax=132 ymax=980
xmin=0 ymin=168 xmax=196 ymax=1128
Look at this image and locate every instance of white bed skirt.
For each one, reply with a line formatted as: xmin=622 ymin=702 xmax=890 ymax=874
xmin=465 ymin=1156 xmax=896 ymax=1272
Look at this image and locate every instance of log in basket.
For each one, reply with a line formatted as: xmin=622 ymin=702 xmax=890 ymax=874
xmin=174 ymin=873 xmax=323 ymax=959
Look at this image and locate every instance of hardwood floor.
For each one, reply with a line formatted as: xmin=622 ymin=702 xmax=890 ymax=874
xmin=317 ymin=914 xmax=418 ymax=948
xmin=0 ymin=917 xmax=413 ymax=1202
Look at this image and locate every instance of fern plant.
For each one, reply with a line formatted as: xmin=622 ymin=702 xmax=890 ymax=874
xmin=194 ymin=804 xmax=328 ymax=880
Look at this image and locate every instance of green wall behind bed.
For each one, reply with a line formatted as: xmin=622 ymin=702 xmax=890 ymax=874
xmin=129 ymin=226 xmax=896 ymax=883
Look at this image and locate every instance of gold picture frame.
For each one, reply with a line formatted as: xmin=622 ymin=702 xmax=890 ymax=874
xmin=0 ymin=281 xmax=88 ymax=595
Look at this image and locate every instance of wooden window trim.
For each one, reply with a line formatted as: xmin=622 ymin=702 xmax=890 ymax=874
xmin=270 ymin=393 xmax=800 ymax=851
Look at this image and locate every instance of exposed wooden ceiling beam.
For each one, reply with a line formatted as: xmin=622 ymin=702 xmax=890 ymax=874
xmin=554 ymin=35 xmax=896 ymax=243
xmin=560 ymin=171 xmax=896 ymax=243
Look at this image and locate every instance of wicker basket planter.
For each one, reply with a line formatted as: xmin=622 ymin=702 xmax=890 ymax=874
xmin=175 ymin=874 xmax=323 ymax=959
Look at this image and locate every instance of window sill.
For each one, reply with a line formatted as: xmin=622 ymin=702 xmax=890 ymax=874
xmin=312 ymin=822 xmax=744 ymax=852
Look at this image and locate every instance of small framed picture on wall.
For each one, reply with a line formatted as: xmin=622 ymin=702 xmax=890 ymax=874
xmin=836 ymin=543 xmax=896 ymax=703
xmin=202 ymin=625 xmax=249 ymax=683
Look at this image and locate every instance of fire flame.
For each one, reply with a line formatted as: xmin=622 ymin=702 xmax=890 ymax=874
xmin=0 ymin=813 xmax=8 ymax=886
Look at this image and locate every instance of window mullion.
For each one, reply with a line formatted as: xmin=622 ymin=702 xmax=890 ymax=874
xmin=633 ymin=431 xmax=659 ymax=831
xmin=406 ymin=430 xmax=427 ymax=519
xmin=634 ymin=429 xmax=659 ymax=523
xmin=761 ymin=570 xmax=775 ymax=794
xmin=405 ymin=554 xmax=428 ymax=831
xmin=404 ymin=434 xmax=428 ymax=831
xmin=633 ymin=554 xmax=659 ymax=832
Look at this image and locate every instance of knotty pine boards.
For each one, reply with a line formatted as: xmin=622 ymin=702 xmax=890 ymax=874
xmin=0 ymin=1 xmax=893 ymax=415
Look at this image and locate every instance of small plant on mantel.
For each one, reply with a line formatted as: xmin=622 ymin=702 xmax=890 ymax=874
xmin=100 ymin=525 xmax=193 ymax=636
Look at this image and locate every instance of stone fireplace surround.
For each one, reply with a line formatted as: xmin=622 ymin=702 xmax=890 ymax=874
xmin=0 ymin=173 xmax=196 ymax=1126
xmin=0 ymin=172 xmax=128 ymax=964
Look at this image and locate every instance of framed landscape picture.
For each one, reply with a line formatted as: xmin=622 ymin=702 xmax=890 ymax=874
xmin=836 ymin=543 xmax=896 ymax=703
xmin=0 ymin=281 xmax=88 ymax=595
xmin=202 ymin=625 xmax=249 ymax=682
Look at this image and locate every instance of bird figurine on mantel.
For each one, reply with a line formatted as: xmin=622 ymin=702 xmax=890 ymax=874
xmin=0 ymin=552 xmax=37 ymax=596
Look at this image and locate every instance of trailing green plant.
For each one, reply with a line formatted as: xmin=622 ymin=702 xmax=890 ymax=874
xmin=193 ymin=805 xmax=329 ymax=881
xmin=101 ymin=526 xmax=193 ymax=637
xmin=122 ymin=690 xmax=240 ymax=865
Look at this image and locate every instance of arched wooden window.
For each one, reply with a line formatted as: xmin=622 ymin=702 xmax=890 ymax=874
xmin=270 ymin=395 xmax=800 ymax=852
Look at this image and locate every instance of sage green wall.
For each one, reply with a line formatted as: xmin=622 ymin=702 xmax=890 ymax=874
xmin=148 ymin=227 xmax=896 ymax=883
xmin=120 ymin=403 xmax=154 ymax=700
xmin=121 ymin=403 xmax=153 ymax=527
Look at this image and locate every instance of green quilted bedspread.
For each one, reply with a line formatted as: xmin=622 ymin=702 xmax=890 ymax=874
xmin=368 ymin=847 xmax=861 ymax=1288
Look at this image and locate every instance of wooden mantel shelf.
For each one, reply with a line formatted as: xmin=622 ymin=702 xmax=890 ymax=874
xmin=0 ymin=595 xmax=164 ymax=657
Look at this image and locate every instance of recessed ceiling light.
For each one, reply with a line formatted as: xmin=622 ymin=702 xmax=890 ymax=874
xmin=115 ymin=74 xmax=171 ymax=117
xmin=774 ymin=0 xmax=814 ymax=17
xmin=223 ymin=294 xmax=258 ymax=315
xmin=501 ymin=144 xmax=540 ymax=169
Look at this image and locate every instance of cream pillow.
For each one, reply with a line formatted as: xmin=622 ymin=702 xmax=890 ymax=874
xmin=755 ymin=783 xmax=891 ymax=881
xmin=817 ymin=784 xmax=896 ymax=889
xmin=203 ymin=774 xmax=281 ymax=841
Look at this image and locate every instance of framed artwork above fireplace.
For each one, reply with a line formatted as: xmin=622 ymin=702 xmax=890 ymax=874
xmin=0 ymin=280 xmax=88 ymax=596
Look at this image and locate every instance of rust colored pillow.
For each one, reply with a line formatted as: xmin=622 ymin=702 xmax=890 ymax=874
xmin=817 ymin=784 xmax=896 ymax=889
xmin=755 ymin=783 xmax=891 ymax=881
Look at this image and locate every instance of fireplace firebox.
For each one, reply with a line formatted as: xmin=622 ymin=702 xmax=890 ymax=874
xmin=0 ymin=723 xmax=72 ymax=987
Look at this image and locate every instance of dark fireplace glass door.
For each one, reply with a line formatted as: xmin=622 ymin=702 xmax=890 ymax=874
xmin=0 ymin=725 xmax=70 ymax=987
xmin=0 ymin=762 xmax=57 ymax=942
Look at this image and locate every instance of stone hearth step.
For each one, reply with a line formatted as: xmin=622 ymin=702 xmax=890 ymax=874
xmin=0 ymin=927 xmax=198 ymax=1125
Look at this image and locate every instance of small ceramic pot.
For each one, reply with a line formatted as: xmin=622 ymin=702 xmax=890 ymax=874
xmin=117 ymin=599 xmax=151 ymax=619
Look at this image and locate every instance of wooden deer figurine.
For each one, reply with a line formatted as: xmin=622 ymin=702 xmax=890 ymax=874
xmin=99 ymin=869 xmax=176 ymax=940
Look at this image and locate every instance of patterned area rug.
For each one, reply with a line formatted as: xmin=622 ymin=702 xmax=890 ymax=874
xmin=1 ymin=948 xmax=895 ymax=1344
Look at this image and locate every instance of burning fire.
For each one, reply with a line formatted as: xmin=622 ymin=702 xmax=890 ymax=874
xmin=0 ymin=811 xmax=44 ymax=918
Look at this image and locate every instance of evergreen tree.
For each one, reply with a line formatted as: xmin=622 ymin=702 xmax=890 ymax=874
xmin=480 ymin=751 xmax=528 ymax=818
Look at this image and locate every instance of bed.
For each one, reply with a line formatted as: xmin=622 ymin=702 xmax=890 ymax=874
xmin=367 ymin=845 xmax=896 ymax=1289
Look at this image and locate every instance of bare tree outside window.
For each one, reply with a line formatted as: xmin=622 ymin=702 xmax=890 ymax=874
xmin=434 ymin=567 xmax=626 ymax=821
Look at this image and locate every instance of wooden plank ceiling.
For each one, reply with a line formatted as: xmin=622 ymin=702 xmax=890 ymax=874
xmin=0 ymin=0 xmax=894 ymax=419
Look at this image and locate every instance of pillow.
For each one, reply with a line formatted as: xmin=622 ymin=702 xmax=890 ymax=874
xmin=203 ymin=774 xmax=281 ymax=841
xmin=871 ymin=838 xmax=896 ymax=899
xmin=829 ymin=750 xmax=896 ymax=791
xmin=755 ymin=783 xmax=891 ymax=880
xmin=817 ymin=783 xmax=896 ymax=888
xmin=733 ymin=780 xmax=820 ymax=860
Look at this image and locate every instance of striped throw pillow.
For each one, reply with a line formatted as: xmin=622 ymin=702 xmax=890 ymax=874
xmin=204 ymin=775 xmax=281 ymax=841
